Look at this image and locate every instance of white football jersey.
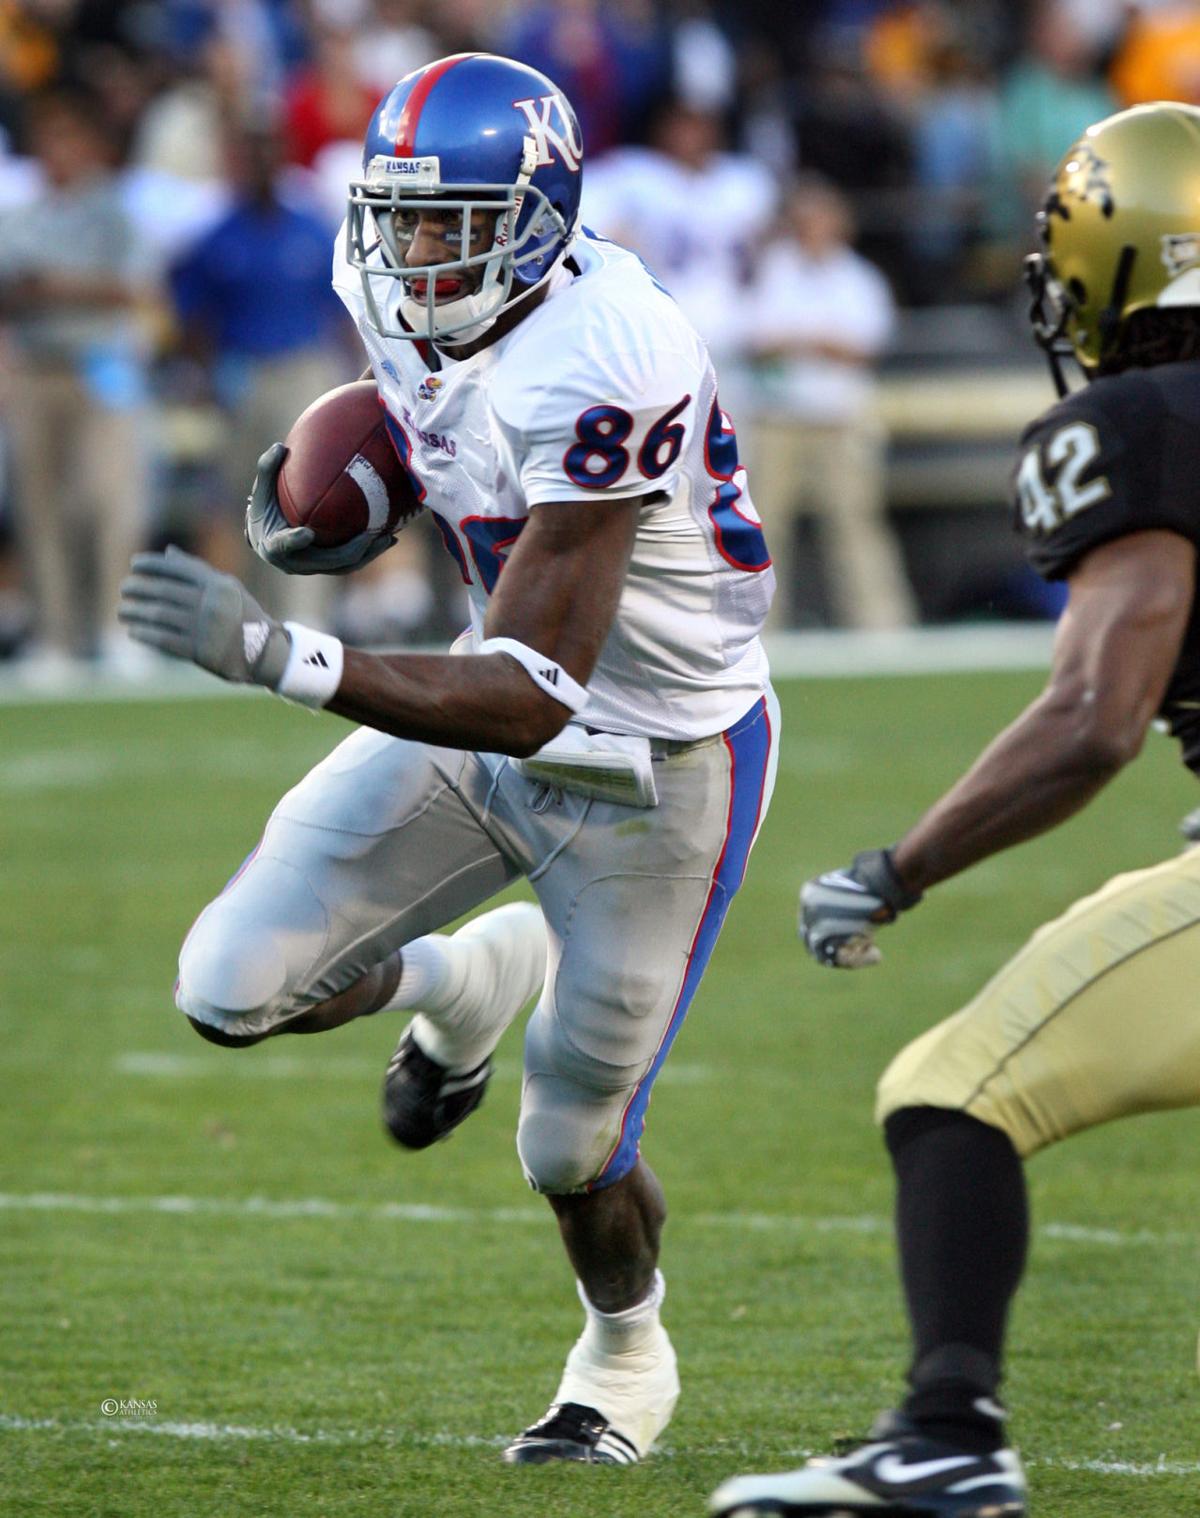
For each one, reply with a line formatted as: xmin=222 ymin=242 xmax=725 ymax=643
xmin=331 ymin=226 xmax=774 ymax=739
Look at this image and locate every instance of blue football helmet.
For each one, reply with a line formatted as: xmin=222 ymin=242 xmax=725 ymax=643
xmin=347 ymin=52 xmax=584 ymax=345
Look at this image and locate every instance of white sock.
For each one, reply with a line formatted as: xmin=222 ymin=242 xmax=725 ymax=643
xmin=389 ymin=936 xmax=451 ymax=1011
xmin=576 ymin=1270 xmax=666 ymax=1357
xmin=389 ymin=935 xmax=494 ymax=1073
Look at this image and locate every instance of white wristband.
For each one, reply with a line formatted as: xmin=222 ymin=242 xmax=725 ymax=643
xmin=278 ymin=622 xmax=344 ymax=708
xmin=477 ymin=635 xmax=589 ymax=714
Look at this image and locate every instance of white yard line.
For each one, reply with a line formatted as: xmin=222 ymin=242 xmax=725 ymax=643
xmin=111 ymin=1051 xmax=716 ymax=1085
xmin=0 ymin=1190 xmax=1193 ymax=1251
xmin=0 ymin=1413 xmax=498 ymax=1448
xmin=0 ymin=1413 xmax=1195 ymax=1477
xmin=1040 ymin=1456 xmax=1200 ymax=1476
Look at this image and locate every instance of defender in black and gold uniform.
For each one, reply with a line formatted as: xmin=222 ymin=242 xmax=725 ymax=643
xmin=712 ymin=102 xmax=1200 ymax=1518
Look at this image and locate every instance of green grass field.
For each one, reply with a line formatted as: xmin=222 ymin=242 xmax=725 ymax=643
xmin=2 ymin=671 xmax=1198 ymax=1517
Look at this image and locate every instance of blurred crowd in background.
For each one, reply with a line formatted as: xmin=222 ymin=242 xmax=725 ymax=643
xmin=1 ymin=0 xmax=1198 ymax=681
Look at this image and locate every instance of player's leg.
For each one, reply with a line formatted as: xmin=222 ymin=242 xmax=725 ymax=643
xmin=379 ymin=897 xmax=548 ymax=1149
xmin=506 ymin=693 xmax=779 ymax=1465
xmin=877 ymin=850 xmax=1200 ymax=1460
xmin=179 ymin=727 xmax=550 ymax=1144
xmin=710 ymin=847 xmax=1200 ymax=1516
xmin=176 ymin=725 xmax=524 ymax=1048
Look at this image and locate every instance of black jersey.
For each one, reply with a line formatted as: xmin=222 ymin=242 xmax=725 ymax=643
xmin=1010 ymin=360 xmax=1200 ymax=772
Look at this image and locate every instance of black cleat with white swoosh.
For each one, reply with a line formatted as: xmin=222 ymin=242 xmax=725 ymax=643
xmin=709 ymin=1417 xmax=1026 ymax=1517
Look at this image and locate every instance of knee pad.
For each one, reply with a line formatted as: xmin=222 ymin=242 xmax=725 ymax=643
xmin=517 ymin=992 xmax=646 ymax=1194
xmin=175 ymin=857 xmax=325 ymax=1039
xmin=177 ymin=911 xmax=289 ymax=1026
xmin=516 ymin=1073 xmax=627 ymax=1194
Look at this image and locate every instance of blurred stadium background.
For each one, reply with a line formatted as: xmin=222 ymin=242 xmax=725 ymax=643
xmin=2 ymin=0 xmax=1198 ymax=674
xmin=5 ymin=6 xmax=1200 ymax=1516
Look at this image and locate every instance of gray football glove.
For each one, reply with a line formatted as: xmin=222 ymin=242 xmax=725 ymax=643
xmin=799 ymin=847 xmax=922 ymax=969
xmin=118 ymin=545 xmax=291 ymax=689
xmin=245 ymin=442 xmax=396 ymax=577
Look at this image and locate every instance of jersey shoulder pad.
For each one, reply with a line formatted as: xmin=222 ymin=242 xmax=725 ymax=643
xmin=1010 ymin=370 xmax=1178 ymax=580
xmin=330 ymin=220 xmax=365 ymax=314
xmin=490 ymin=261 xmax=702 ymax=442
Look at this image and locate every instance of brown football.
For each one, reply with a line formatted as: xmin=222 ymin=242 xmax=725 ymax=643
xmin=277 ymin=380 xmax=423 ymax=547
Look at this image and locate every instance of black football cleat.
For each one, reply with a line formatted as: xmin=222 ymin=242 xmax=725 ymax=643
xmin=381 ymin=1026 xmax=492 ymax=1149
xmin=502 ymin=1401 xmax=641 ymax=1466
xmin=709 ymin=1416 xmax=1027 ymax=1517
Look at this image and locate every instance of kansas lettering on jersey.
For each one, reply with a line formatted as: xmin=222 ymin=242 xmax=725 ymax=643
xmin=332 ymin=227 xmax=773 ymax=739
xmin=1011 ymin=360 xmax=1200 ymax=770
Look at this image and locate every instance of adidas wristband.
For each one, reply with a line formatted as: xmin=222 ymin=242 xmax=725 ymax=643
xmin=477 ymin=636 xmax=588 ymax=714
xmin=278 ymin=621 xmax=344 ymax=708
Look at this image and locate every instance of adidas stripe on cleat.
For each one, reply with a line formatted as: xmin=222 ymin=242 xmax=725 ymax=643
xmin=507 ymin=1293 xmax=679 ymax=1466
xmin=502 ymin=1402 xmax=641 ymax=1466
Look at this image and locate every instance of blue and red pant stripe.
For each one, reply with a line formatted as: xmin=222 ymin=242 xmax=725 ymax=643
xmin=591 ymin=694 xmax=775 ymax=1189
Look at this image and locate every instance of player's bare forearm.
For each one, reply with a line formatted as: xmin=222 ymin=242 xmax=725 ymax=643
xmin=329 ymin=649 xmax=566 ymax=756
xmin=483 ymin=492 xmax=642 ymax=672
xmin=329 ymin=495 xmax=643 ymax=756
xmin=893 ymin=530 xmax=1196 ymax=894
xmin=891 ymin=700 xmax=1127 ymax=892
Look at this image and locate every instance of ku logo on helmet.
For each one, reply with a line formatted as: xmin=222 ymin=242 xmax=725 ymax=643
xmin=513 ymin=93 xmax=582 ymax=173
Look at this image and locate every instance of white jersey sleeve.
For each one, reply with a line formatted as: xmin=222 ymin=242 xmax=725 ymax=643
xmin=488 ymin=264 xmax=704 ymax=508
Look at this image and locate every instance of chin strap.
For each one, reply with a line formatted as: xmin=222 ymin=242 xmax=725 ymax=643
xmin=1095 ymin=243 xmax=1138 ymax=369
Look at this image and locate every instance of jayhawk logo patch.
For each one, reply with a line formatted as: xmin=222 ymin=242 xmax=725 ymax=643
xmin=418 ymin=375 xmax=444 ymax=401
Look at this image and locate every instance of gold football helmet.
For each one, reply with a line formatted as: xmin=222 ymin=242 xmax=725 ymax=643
xmin=1026 ymin=101 xmax=1200 ymax=393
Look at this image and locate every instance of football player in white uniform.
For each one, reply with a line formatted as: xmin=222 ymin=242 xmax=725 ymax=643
xmin=120 ymin=52 xmax=779 ymax=1466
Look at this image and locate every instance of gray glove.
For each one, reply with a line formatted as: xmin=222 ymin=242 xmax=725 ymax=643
xmin=799 ymin=847 xmax=922 ymax=969
xmin=245 ymin=442 xmax=396 ymax=577
xmin=118 ymin=545 xmax=291 ymax=689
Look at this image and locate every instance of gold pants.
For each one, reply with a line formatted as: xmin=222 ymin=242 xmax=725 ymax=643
xmin=877 ymin=848 xmax=1200 ymax=1156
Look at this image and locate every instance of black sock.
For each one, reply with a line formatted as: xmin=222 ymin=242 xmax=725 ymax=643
xmin=884 ymin=1106 xmax=1029 ymax=1453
